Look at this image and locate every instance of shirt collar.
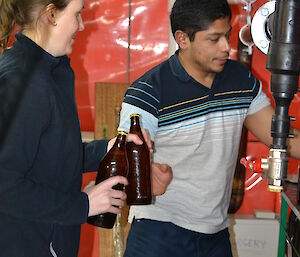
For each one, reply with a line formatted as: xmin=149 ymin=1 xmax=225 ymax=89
xmin=169 ymin=50 xmax=191 ymax=82
xmin=169 ymin=49 xmax=226 ymax=84
xmin=14 ymin=33 xmax=70 ymax=68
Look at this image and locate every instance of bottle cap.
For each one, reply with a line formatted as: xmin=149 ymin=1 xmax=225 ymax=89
xmin=117 ymin=130 xmax=128 ymax=136
xmin=130 ymin=113 xmax=140 ymax=118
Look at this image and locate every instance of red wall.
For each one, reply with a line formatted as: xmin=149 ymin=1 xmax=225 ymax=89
xmin=70 ymin=0 xmax=169 ymax=132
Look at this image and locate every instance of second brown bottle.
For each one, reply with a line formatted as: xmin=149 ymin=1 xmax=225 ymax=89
xmin=126 ymin=114 xmax=152 ymax=205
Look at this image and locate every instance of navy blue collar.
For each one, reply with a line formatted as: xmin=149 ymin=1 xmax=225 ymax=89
xmin=169 ymin=50 xmax=226 ymax=85
xmin=14 ymin=33 xmax=70 ymax=69
xmin=169 ymin=50 xmax=191 ymax=83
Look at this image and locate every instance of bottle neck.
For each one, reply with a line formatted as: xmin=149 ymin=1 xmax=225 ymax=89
xmin=130 ymin=116 xmax=141 ymax=132
xmin=115 ymin=134 xmax=127 ymax=148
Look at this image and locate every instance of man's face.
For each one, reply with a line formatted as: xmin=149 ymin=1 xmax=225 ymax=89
xmin=186 ymin=17 xmax=231 ymax=74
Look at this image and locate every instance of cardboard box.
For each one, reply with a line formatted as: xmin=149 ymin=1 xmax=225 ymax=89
xmin=229 ymin=215 xmax=280 ymax=257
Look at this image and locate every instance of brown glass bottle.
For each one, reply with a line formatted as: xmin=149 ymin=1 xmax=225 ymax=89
xmin=126 ymin=114 xmax=152 ymax=205
xmin=87 ymin=131 xmax=128 ymax=229
xmin=228 ymin=127 xmax=247 ymax=213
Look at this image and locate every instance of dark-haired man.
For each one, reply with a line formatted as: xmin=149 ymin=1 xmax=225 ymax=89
xmin=118 ymin=0 xmax=300 ymax=256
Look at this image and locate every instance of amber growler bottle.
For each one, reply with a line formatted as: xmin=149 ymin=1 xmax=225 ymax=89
xmin=87 ymin=131 xmax=128 ymax=229
xmin=126 ymin=114 xmax=152 ymax=205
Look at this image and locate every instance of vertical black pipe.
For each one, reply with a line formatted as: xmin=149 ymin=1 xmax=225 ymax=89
xmin=266 ymin=0 xmax=300 ymax=149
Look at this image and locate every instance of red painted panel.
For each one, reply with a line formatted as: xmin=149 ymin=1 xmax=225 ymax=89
xmin=70 ymin=0 xmax=169 ymax=131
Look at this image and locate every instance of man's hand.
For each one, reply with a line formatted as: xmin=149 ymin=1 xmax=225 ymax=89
xmin=151 ymin=163 xmax=173 ymax=196
xmin=107 ymin=128 xmax=153 ymax=153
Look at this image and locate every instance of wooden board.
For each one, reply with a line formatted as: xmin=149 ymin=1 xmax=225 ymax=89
xmin=95 ymin=83 xmax=129 ymax=140
xmin=94 ymin=82 xmax=131 ymax=257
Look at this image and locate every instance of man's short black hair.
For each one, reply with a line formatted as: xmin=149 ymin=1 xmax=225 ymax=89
xmin=170 ymin=0 xmax=232 ymax=41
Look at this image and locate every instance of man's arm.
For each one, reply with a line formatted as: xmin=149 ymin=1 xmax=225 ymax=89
xmin=244 ymin=105 xmax=300 ymax=159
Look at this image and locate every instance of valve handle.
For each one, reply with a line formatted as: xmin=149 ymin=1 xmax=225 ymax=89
xmin=240 ymin=157 xmax=264 ymax=173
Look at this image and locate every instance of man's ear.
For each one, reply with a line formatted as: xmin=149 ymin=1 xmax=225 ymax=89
xmin=45 ymin=3 xmax=57 ymax=26
xmin=174 ymin=30 xmax=189 ymax=49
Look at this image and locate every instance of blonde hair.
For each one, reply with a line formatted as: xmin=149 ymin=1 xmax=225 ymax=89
xmin=0 ymin=0 xmax=70 ymax=49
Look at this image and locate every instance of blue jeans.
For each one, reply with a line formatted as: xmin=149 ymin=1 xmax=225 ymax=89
xmin=124 ymin=219 xmax=233 ymax=257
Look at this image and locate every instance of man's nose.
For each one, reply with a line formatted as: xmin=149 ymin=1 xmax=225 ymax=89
xmin=220 ymin=37 xmax=231 ymax=52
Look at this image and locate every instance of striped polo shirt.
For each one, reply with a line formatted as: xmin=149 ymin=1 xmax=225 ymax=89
xmin=118 ymin=52 xmax=270 ymax=234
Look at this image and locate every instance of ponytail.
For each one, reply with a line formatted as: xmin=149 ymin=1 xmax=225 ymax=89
xmin=0 ymin=0 xmax=19 ymax=49
xmin=0 ymin=0 xmax=71 ymax=49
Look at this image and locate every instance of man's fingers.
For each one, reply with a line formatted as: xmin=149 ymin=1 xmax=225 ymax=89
xmin=151 ymin=162 xmax=173 ymax=196
xmin=141 ymin=128 xmax=153 ymax=152
xmin=152 ymin=163 xmax=169 ymax=173
xmin=126 ymin=130 xmax=153 ymax=153
xmin=126 ymin=133 xmax=142 ymax=144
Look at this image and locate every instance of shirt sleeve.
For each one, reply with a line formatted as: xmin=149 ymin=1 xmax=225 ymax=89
xmin=123 ymin=79 xmax=160 ymax=118
xmin=247 ymin=80 xmax=271 ymax=115
xmin=82 ymin=139 xmax=109 ymax=172
xmin=119 ymin=77 xmax=160 ymax=140
xmin=118 ymin=103 xmax=158 ymax=140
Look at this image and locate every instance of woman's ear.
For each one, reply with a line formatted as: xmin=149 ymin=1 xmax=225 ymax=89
xmin=174 ymin=30 xmax=189 ymax=49
xmin=46 ymin=3 xmax=57 ymax=26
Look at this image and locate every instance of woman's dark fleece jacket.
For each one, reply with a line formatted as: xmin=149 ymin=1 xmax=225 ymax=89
xmin=0 ymin=33 xmax=108 ymax=257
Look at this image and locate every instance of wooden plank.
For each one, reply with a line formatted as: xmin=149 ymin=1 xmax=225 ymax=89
xmin=95 ymin=83 xmax=129 ymax=140
xmin=94 ymin=82 xmax=131 ymax=257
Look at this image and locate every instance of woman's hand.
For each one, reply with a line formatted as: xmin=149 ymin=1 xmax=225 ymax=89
xmin=151 ymin=163 xmax=173 ymax=196
xmin=84 ymin=176 xmax=128 ymax=217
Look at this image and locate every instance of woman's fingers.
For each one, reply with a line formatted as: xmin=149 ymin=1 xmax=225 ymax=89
xmin=86 ymin=176 xmax=128 ymax=217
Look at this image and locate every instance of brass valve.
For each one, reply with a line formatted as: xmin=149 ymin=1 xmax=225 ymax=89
xmin=240 ymin=148 xmax=287 ymax=192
